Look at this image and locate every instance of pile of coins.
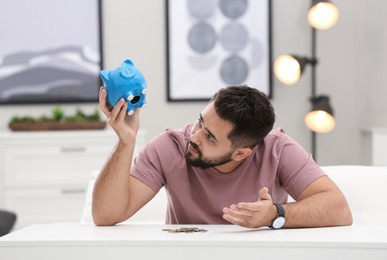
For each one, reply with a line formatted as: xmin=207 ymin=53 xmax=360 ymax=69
xmin=162 ymin=227 xmax=208 ymax=233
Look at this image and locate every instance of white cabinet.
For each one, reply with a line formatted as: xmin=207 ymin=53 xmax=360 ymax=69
xmin=370 ymin=128 xmax=387 ymax=166
xmin=0 ymin=129 xmax=143 ymax=230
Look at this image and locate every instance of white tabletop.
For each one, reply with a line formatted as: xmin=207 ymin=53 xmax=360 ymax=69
xmin=1 ymin=223 xmax=386 ymax=260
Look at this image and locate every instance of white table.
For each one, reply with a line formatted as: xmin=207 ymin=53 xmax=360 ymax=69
xmin=0 ymin=223 xmax=386 ymax=260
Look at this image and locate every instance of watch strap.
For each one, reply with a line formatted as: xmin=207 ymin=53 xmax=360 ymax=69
xmin=274 ymin=203 xmax=285 ymax=217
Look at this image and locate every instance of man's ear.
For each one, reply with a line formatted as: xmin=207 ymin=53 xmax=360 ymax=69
xmin=232 ymin=147 xmax=252 ymax=161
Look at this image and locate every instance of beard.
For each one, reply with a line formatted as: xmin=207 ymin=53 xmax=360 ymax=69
xmin=185 ymin=141 xmax=234 ymax=169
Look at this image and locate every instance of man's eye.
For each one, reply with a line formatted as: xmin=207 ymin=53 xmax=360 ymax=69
xmin=207 ymin=134 xmax=215 ymax=142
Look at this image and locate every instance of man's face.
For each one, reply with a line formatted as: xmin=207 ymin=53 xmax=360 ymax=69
xmin=185 ymin=102 xmax=236 ymax=169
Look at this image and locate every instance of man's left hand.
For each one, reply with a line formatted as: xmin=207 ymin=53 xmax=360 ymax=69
xmin=222 ymin=187 xmax=277 ymax=228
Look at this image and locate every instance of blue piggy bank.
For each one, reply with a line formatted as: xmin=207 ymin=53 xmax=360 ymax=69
xmin=100 ymin=59 xmax=147 ymax=115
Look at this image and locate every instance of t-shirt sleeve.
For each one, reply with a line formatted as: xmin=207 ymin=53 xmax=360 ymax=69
xmin=276 ymin=133 xmax=326 ymax=199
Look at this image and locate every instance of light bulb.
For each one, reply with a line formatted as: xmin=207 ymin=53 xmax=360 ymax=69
xmin=305 ymin=110 xmax=336 ymax=133
xmin=274 ymin=55 xmax=301 ymax=85
xmin=308 ymin=1 xmax=339 ymax=30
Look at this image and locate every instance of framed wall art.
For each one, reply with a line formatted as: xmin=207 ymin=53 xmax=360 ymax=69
xmin=0 ymin=0 xmax=103 ymax=104
xmin=166 ymin=0 xmax=272 ymax=101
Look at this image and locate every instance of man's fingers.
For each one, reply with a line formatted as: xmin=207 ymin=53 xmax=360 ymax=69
xmin=110 ymin=99 xmax=127 ymax=121
xmin=117 ymin=102 xmax=128 ymax=122
xmin=222 ymin=207 xmax=249 ymax=225
xmin=229 ymin=205 xmax=254 ymax=216
xmin=99 ymin=87 xmax=112 ymax=116
xmin=260 ymin=187 xmax=269 ymax=195
xmin=258 ymin=187 xmax=272 ymax=201
xmin=230 ymin=201 xmax=257 ymax=211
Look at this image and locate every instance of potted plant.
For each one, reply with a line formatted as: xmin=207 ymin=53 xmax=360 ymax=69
xmin=8 ymin=106 xmax=106 ymax=131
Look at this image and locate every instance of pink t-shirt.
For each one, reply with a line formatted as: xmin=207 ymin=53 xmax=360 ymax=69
xmin=131 ymin=125 xmax=325 ymax=224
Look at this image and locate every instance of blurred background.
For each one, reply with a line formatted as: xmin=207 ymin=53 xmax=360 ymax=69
xmin=1 ymin=0 xmax=386 ymax=166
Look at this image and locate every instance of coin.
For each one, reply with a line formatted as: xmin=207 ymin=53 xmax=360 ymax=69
xmin=162 ymin=227 xmax=207 ymax=233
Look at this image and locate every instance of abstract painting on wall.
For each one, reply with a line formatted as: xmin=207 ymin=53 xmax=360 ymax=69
xmin=0 ymin=0 xmax=102 ymax=104
xmin=166 ymin=0 xmax=272 ymax=101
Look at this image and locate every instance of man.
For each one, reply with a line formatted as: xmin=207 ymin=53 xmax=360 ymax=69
xmin=92 ymin=85 xmax=352 ymax=229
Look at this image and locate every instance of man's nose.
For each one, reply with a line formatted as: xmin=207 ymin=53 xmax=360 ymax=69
xmin=190 ymin=128 xmax=203 ymax=145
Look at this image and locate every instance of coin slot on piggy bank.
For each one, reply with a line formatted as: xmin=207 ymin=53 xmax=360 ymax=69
xmin=100 ymin=59 xmax=147 ymax=116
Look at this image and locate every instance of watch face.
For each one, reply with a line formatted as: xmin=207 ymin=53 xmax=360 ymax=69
xmin=272 ymin=216 xmax=285 ymax=229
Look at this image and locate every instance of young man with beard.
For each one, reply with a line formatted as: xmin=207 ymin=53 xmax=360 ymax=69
xmin=92 ymin=85 xmax=352 ymax=229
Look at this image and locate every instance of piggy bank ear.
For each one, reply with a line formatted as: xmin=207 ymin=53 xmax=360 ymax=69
xmin=100 ymin=70 xmax=110 ymax=84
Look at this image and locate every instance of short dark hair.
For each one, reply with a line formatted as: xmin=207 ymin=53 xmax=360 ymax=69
xmin=211 ymin=85 xmax=275 ymax=148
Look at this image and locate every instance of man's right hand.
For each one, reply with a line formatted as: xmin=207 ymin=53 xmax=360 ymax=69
xmin=99 ymin=87 xmax=140 ymax=144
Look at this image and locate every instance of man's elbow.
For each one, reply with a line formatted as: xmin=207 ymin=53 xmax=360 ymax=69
xmin=92 ymin=206 xmax=119 ymax=226
xmin=92 ymin=213 xmax=112 ymax=227
xmin=342 ymin=204 xmax=353 ymax=226
xmin=337 ymin=197 xmax=353 ymax=226
xmin=93 ymin=217 xmax=114 ymax=227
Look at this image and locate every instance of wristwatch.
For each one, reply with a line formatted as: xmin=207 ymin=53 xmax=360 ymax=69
xmin=270 ymin=203 xmax=286 ymax=229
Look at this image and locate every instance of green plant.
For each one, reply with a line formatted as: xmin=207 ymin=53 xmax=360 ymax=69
xmin=10 ymin=106 xmax=102 ymax=123
xmin=52 ymin=105 xmax=64 ymax=121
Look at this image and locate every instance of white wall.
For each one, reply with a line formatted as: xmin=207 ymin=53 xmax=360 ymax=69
xmin=0 ymin=0 xmax=386 ymax=166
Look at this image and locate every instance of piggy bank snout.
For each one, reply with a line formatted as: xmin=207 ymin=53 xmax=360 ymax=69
xmin=127 ymin=94 xmax=140 ymax=104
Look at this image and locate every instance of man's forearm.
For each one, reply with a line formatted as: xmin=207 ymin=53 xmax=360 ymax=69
xmin=92 ymin=139 xmax=136 ymax=226
xmin=283 ymin=190 xmax=353 ymax=228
